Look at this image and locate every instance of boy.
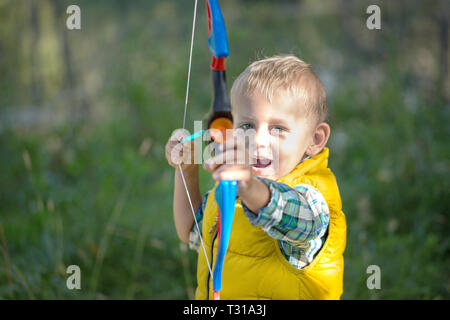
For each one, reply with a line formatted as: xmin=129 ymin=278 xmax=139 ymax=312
xmin=165 ymin=55 xmax=346 ymax=299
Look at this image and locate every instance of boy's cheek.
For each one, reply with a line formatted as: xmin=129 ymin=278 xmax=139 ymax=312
xmin=274 ymin=142 xmax=305 ymax=169
xmin=275 ymin=141 xmax=296 ymax=160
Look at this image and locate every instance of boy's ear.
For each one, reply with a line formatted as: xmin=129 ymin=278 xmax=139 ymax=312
xmin=305 ymin=122 xmax=330 ymax=157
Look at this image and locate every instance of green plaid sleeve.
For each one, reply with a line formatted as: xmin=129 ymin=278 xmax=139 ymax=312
xmin=188 ymin=191 xmax=210 ymax=251
xmin=241 ymin=177 xmax=330 ymax=244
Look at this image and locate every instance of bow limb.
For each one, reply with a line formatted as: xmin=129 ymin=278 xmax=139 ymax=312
xmin=212 ymin=180 xmax=237 ymax=300
xmin=206 ymin=0 xmax=237 ymax=301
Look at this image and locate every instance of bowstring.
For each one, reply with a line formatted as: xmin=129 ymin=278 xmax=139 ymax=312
xmin=183 ymin=0 xmax=197 ymax=130
xmin=179 ymin=0 xmax=214 ymax=284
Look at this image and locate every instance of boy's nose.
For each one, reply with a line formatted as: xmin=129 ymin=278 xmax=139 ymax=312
xmin=255 ymin=125 xmax=271 ymax=148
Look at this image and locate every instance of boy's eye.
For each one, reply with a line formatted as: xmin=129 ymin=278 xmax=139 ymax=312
xmin=269 ymin=126 xmax=287 ymax=135
xmin=239 ymin=123 xmax=254 ymax=130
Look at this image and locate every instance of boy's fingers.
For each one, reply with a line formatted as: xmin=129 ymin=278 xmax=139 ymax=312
xmin=166 ymin=140 xmax=181 ymax=157
xmin=203 ymin=158 xmax=220 ymax=172
xmin=204 ymin=147 xmax=251 ymax=174
xmin=213 ymin=165 xmax=251 ymax=181
xmin=165 ymin=148 xmax=178 ymax=166
xmin=207 ymin=144 xmax=250 ymax=165
xmin=222 ymin=139 xmax=249 ymax=160
xmin=204 ymin=148 xmax=232 ymax=171
xmin=166 ymin=139 xmax=192 ymax=166
xmin=170 ymin=128 xmax=189 ymax=142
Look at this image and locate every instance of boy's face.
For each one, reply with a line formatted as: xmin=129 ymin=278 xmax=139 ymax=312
xmin=232 ymin=91 xmax=315 ymax=180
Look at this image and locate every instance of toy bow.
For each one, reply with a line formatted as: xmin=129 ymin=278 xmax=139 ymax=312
xmin=205 ymin=0 xmax=237 ymax=301
xmin=180 ymin=0 xmax=237 ymax=300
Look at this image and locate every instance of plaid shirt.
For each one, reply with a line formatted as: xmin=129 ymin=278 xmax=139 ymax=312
xmin=189 ymin=177 xmax=330 ymax=269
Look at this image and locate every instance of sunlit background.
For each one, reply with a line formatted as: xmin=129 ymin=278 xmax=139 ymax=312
xmin=0 ymin=0 xmax=448 ymax=299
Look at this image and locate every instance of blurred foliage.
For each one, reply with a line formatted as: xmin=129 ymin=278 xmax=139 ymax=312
xmin=0 ymin=0 xmax=448 ymax=299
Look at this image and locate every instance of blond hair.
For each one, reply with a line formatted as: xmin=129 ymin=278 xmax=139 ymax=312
xmin=230 ymin=55 xmax=328 ymax=122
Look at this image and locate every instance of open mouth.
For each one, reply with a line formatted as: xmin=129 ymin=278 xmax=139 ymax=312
xmin=252 ymin=157 xmax=272 ymax=169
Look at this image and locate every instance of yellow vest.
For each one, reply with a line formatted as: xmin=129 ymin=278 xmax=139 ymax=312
xmin=194 ymin=147 xmax=347 ymax=300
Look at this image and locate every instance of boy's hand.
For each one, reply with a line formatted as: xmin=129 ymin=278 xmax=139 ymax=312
xmin=165 ymin=129 xmax=198 ymax=172
xmin=203 ymin=131 xmax=255 ymax=192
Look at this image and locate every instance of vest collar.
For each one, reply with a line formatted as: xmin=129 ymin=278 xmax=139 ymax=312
xmin=277 ymin=147 xmax=329 ymax=184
